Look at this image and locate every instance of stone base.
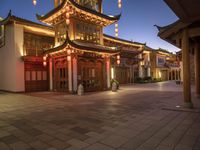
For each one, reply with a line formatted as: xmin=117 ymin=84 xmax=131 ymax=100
xmin=196 ymin=94 xmax=200 ymax=99
xmin=183 ymin=102 xmax=193 ymax=109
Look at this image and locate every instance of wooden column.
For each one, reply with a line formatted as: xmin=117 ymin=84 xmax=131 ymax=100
xmin=72 ymin=56 xmax=78 ymax=93
xmin=68 ymin=56 xmax=72 ymax=93
xmin=106 ymin=57 xmax=111 ymax=89
xmin=195 ymin=43 xmax=200 ymax=97
xmin=49 ymin=58 xmax=53 ymax=91
xmin=182 ymin=29 xmax=193 ymax=108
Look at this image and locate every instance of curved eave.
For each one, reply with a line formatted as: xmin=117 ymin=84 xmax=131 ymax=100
xmin=44 ymin=34 xmax=120 ymax=55
xmin=103 ymin=34 xmax=145 ymax=48
xmin=36 ymin=0 xmax=120 ymax=23
xmin=0 ymin=10 xmax=12 ymax=26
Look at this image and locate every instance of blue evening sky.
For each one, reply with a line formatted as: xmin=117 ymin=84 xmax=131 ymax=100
xmin=0 ymin=0 xmax=180 ymax=52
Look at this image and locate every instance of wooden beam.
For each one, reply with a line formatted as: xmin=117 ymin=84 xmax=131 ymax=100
xmin=189 ymin=27 xmax=200 ymax=37
xmin=182 ymin=29 xmax=193 ymax=108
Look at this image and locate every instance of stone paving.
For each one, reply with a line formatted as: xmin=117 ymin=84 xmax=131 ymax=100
xmin=0 ymin=81 xmax=200 ymax=150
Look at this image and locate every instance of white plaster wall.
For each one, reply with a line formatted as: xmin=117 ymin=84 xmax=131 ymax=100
xmin=0 ymin=23 xmax=24 ymax=92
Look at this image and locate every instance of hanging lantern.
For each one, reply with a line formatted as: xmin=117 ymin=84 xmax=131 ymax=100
xmin=117 ymin=60 xmax=120 ymax=65
xmin=118 ymin=0 xmax=122 ymax=8
xmin=116 ymin=54 xmax=121 ymax=65
xmin=67 ymin=49 xmax=71 ymax=55
xmin=67 ymin=55 xmax=71 ymax=61
xmin=66 ymin=19 xmax=70 ymax=25
xmin=33 ymin=0 xmax=37 ymax=6
xmin=115 ymin=23 xmax=119 ymax=37
xmin=65 ymin=8 xmax=70 ymax=25
xmin=43 ymin=61 xmax=47 ymax=67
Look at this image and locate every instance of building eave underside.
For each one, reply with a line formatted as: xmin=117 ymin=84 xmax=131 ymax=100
xmin=44 ymin=34 xmax=120 ymax=55
xmin=0 ymin=11 xmax=53 ymax=32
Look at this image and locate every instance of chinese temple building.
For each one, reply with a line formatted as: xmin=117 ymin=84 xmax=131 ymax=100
xmin=0 ymin=0 xmax=144 ymax=93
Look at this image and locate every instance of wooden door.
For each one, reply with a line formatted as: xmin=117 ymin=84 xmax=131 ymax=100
xmin=25 ymin=62 xmax=48 ymax=92
xmin=54 ymin=58 xmax=68 ymax=92
xmin=78 ymin=59 xmax=103 ymax=92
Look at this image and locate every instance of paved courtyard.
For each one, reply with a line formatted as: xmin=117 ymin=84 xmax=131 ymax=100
xmin=0 ymin=81 xmax=200 ymax=150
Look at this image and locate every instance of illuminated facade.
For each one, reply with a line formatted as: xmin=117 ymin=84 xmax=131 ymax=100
xmin=150 ymin=48 xmax=181 ymax=81
xmin=0 ymin=1 xmax=144 ymax=92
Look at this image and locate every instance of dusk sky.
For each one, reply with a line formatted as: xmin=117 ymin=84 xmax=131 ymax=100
xmin=0 ymin=0 xmax=179 ymax=52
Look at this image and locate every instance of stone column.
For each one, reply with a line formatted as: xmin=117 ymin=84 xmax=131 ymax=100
xmin=68 ymin=56 xmax=72 ymax=93
xmin=195 ymin=43 xmax=200 ymax=97
xmin=147 ymin=53 xmax=151 ymax=77
xmin=106 ymin=57 xmax=111 ymax=89
xmin=49 ymin=58 xmax=53 ymax=91
xmin=139 ymin=54 xmax=143 ymax=78
xmin=182 ymin=29 xmax=193 ymax=108
xmin=72 ymin=56 xmax=78 ymax=93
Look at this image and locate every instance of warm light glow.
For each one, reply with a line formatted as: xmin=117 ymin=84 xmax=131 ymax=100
xmin=67 ymin=49 xmax=71 ymax=55
xmin=43 ymin=56 xmax=47 ymax=61
xmin=158 ymin=71 xmax=162 ymax=78
xmin=117 ymin=55 xmax=120 ymax=60
xmin=67 ymin=56 xmax=71 ymax=61
xmin=33 ymin=0 xmax=37 ymax=6
xmin=117 ymin=60 xmax=120 ymax=65
xmin=66 ymin=19 xmax=70 ymax=25
xmin=111 ymin=68 xmax=114 ymax=79
xmin=115 ymin=23 xmax=119 ymax=37
xmin=66 ymin=12 xmax=70 ymax=18
xmin=118 ymin=0 xmax=122 ymax=8
xmin=43 ymin=61 xmax=47 ymax=67
xmin=66 ymin=5 xmax=70 ymax=11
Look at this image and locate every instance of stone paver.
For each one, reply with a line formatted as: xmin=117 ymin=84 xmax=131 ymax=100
xmin=0 ymin=82 xmax=199 ymax=150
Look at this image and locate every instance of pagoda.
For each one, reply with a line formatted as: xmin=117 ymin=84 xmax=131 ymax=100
xmin=37 ymin=0 xmax=121 ymax=92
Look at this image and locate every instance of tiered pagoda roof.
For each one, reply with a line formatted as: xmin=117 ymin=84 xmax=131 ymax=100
xmin=36 ymin=0 xmax=121 ymax=26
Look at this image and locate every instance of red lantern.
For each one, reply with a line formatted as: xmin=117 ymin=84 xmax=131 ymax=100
xmin=117 ymin=60 xmax=120 ymax=65
xmin=43 ymin=61 xmax=47 ymax=67
xmin=67 ymin=56 xmax=71 ymax=61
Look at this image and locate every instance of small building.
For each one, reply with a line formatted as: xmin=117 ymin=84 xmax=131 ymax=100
xmin=150 ymin=48 xmax=181 ymax=81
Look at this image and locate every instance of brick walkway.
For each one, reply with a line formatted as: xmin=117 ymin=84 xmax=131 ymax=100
xmin=0 ymin=81 xmax=199 ymax=150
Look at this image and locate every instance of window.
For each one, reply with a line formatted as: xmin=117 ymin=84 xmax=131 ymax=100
xmin=0 ymin=25 xmax=5 ymax=48
xmin=43 ymin=71 xmax=47 ymax=80
xmin=25 ymin=71 xmax=31 ymax=81
xmin=75 ymin=22 xmax=100 ymax=44
xmin=32 ymin=71 xmax=36 ymax=81
xmin=37 ymin=71 xmax=42 ymax=81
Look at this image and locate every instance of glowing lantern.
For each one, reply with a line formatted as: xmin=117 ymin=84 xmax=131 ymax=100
xmin=67 ymin=56 xmax=71 ymax=61
xmin=66 ymin=19 xmax=70 ymax=25
xmin=115 ymin=23 xmax=119 ymax=37
xmin=43 ymin=56 xmax=47 ymax=61
xmin=118 ymin=0 xmax=122 ymax=8
xmin=33 ymin=0 xmax=37 ymax=6
xmin=66 ymin=12 xmax=70 ymax=18
xmin=117 ymin=60 xmax=120 ymax=65
xmin=67 ymin=49 xmax=71 ymax=55
xmin=116 ymin=54 xmax=121 ymax=65
xmin=43 ymin=61 xmax=47 ymax=67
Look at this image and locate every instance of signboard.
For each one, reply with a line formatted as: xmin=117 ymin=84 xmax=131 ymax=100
xmin=157 ymin=55 xmax=166 ymax=67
